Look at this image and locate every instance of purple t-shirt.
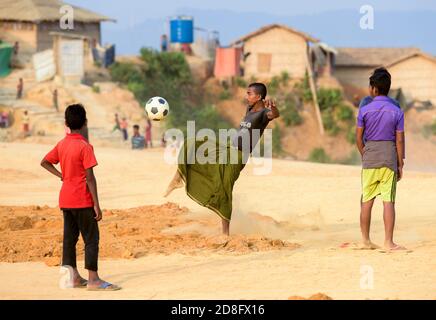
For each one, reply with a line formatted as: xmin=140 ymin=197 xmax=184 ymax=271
xmin=357 ymin=96 xmax=404 ymax=141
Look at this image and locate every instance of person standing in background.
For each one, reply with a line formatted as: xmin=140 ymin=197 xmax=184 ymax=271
xmin=161 ymin=34 xmax=168 ymax=52
xmin=17 ymin=78 xmax=23 ymax=99
xmin=145 ymin=118 xmax=152 ymax=148
xmin=53 ymin=89 xmax=59 ymax=112
xmin=112 ymin=113 xmax=120 ymax=132
xmin=22 ymin=110 xmax=30 ymax=137
xmin=120 ymin=117 xmax=128 ymax=141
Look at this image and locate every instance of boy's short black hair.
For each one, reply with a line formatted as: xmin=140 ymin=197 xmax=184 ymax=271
xmin=369 ymin=67 xmax=391 ymax=95
xmin=133 ymin=124 xmax=139 ymax=130
xmin=248 ymin=82 xmax=267 ymax=99
xmin=65 ymin=104 xmax=87 ymax=130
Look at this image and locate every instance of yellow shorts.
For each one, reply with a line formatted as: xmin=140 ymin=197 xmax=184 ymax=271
xmin=361 ymin=167 xmax=397 ymax=203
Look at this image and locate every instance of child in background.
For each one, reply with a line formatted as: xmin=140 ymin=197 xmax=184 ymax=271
xmin=131 ymin=124 xmax=145 ymax=149
xmin=356 ymin=68 xmax=406 ymax=251
xmin=145 ymin=118 xmax=152 ymax=148
xmin=41 ymin=103 xmax=120 ymax=291
xmin=120 ymin=117 xmax=128 ymax=141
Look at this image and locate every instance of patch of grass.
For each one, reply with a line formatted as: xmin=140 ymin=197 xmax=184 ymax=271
xmin=235 ymin=77 xmax=247 ymax=88
xmin=280 ymin=96 xmax=303 ymax=127
xmin=317 ymin=88 xmax=342 ymax=111
xmin=268 ymin=76 xmax=281 ymax=96
xmin=280 ymin=71 xmax=290 ymax=85
xmin=431 ymin=121 xmax=436 ymax=135
xmin=294 ymin=72 xmax=312 ymax=103
xmin=336 ymin=103 xmax=354 ymax=122
xmin=219 ymin=89 xmax=232 ymax=100
xmin=322 ymin=110 xmax=340 ymax=136
xmin=272 ymin=124 xmax=284 ymax=156
xmin=308 ymin=148 xmax=331 ymax=163
xmin=92 ymin=84 xmax=100 ymax=93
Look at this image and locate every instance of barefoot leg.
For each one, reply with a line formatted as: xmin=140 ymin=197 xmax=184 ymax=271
xmin=164 ymin=170 xmax=183 ymax=197
xmin=360 ymin=197 xmax=375 ymax=246
xmin=221 ymin=218 xmax=230 ymax=236
xmin=383 ymin=201 xmax=404 ymax=250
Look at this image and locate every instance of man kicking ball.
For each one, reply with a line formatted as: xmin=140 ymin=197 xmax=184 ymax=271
xmin=164 ymin=83 xmax=280 ymax=235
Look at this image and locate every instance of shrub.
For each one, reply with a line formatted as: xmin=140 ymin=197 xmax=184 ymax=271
xmin=235 ymin=77 xmax=247 ymax=88
xmin=294 ymin=72 xmax=313 ymax=103
xmin=317 ymin=88 xmax=342 ymax=111
xmin=272 ymin=124 xmax=284 ymax=156
xmin=280 ymin=71 xmax=290 ymax=84
xmin=268 ymin=76 xmax=281 ymax=96
xmin=431 ymin=120 xmax=436 ymax=135
xmin=322 ymin=110 xmax=340 ymax=136
xmin=336 ymin=103 xmax=354 ymax=122
xmin=281 ymin=97 xmax=303 ymax=127
xmin=219 ymin=89 xmax=232 ymax=100
xmin=308 ymin=148 xmax=330 ymax=163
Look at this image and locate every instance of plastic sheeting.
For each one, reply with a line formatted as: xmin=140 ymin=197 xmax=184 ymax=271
xmin=92 ymin=44 xmax=115 ymax=68
xmin=213 ymin=47 xmax=242 ymax=78
xmin=0 ymin=42 xmax=13 ymax=78
xmin=32 ymin=49 xmax=56 ymax=82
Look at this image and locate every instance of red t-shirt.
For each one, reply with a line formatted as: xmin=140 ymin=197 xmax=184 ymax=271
xmin=44 ymin=133 xmax=98 ymax=209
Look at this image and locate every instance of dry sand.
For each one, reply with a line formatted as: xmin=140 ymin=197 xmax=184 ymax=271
xmin=0 ymin=141 xmax=435 ymax=299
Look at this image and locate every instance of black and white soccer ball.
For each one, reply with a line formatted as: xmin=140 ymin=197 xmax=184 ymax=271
xmin=145 ymin=96 xmax=169 ymax=121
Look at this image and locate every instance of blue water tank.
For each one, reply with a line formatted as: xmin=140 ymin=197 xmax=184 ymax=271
xmin=170 ymin=16 xmax=194 ymax=43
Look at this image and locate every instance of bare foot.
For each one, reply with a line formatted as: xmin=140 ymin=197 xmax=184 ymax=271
xmin=384 ymin=242 xmax=407 ymax=251
xmin=360 ymin=241 xmax=381 ymax=250
xmin=209 ymin=234 xmax=230 ymax=246
xmin=163 ymin=172 xmax=183 ymax=197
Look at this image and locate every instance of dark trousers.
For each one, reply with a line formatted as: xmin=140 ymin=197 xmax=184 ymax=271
xmin=122 ymin=129 xmax=128 ymax=141
xmin=62 ymin=208 xmax=99 ymax=271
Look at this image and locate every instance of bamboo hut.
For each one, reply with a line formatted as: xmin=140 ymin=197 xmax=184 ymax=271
xmin=0 ymin=0 xmax=114 ymax=64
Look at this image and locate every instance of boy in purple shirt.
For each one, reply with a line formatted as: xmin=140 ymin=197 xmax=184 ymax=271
xmin=356 ymin=67 xmax=406 ymax=251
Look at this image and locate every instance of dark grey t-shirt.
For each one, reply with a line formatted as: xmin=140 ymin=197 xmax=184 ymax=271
xmin=232 ymin=106 xmax=270 ymax=152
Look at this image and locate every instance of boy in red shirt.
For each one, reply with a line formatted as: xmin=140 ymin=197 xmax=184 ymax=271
xmin=41 ymin=104 xmax=120 ymax=291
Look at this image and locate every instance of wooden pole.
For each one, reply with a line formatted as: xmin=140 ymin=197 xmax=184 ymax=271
xmin=306 ymin=48 xmax=324 ymax=136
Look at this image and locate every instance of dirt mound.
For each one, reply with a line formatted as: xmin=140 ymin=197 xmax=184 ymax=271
xmin=288 ymin=293 xmax=333 ymax=300
xmin=26 ymin=83 xmax=75 ymax=113
xmin=0 ymin=203 xmax=300 ymax=266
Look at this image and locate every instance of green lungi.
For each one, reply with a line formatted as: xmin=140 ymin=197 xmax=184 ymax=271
xmin=177 ymin=137 xmax=246 ymax=221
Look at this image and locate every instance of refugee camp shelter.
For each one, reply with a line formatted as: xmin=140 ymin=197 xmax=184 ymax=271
xmin=231 ymin=24 xmax=319 ymax=79
xmin=335 ymin=47 xmax=436 ymax=104
xmin=50 ymin=32 xmax=93 ymax=85
xmin=0 ymin=0 xmax=114 ymax=64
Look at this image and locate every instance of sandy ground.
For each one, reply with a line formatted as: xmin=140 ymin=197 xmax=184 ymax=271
xmin=0 ymin=141 xmax=435 ymax=299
